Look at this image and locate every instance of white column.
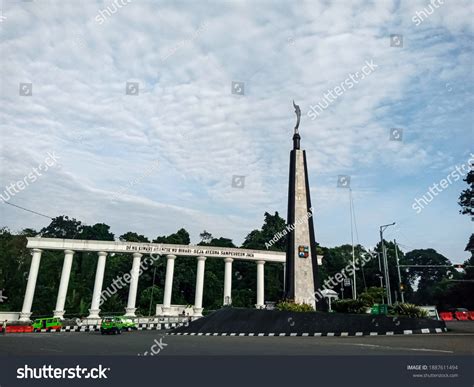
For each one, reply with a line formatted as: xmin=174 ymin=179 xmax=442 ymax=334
xmin=162 ymin=254 xmax=176 ymax=315
xmin=19 ymin=249 xmax=43 ymax=321
xmin=53 ymin=250 xmax=75 ymax=319
xmin=223 ymin=257 xmax=233 ymax=305
xmin=124 ymin=252 xmax=142 ymax=317
xmin=193 ymin=256 xmax=206 ymax=316
xmin=87 ymin=251 xmax=107 ymax=319
xmin=256 ymin=260 xmax=265 ymax=309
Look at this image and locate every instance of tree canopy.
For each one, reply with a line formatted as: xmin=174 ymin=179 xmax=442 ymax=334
xmin=0 ymin=209 xmax=472 ymax=317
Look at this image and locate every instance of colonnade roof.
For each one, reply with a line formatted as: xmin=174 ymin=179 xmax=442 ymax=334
xmin=26 ymin=237 xmax=286 ymax=263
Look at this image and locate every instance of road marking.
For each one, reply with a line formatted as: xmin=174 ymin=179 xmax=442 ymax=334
xmin=39 ymin=347 xmax=63 ymax=353
xmin=349 ymin=343 xmax=453 ymax=354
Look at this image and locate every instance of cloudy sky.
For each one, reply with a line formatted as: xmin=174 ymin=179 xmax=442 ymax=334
xmin=0 ymin=0 xmax=472 ymax=262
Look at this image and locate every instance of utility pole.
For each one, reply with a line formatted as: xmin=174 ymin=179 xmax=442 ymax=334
xmin=394 ymin=239 xmax=405 ymax=303
xmin=376 ymin=252 xmax=384 ymax=304
xmin=380 ymin=222 xmax=395 ymax=305
xmin=349 ymin=188 xmax=357 ymax=299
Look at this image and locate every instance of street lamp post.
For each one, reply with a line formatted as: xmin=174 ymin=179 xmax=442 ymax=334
xmin=379 ymin=222 xmax=395 ymax=306
xmin=394 ymin=239 xmax=405 ymax=303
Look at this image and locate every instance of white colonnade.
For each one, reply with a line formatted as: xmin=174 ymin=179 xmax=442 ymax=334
xmin=19 ymin=238 xmax=286 ymax=321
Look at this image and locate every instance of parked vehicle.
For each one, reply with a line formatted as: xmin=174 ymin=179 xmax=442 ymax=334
xmin=100 ymin=317 xmax=123 ymax=335
xmin=32 ymin=317 xmax=62 ymax=332
xmin=419 ymin=306 xmax=440 ymax=320
xmin=119 ymin=317 xmax=137 ymax=330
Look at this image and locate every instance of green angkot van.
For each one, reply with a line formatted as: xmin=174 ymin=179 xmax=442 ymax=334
xmin=32 ymin=317 xmax=62 ymax=332
xmin=100 ymin=317 xmax=123 ymax=335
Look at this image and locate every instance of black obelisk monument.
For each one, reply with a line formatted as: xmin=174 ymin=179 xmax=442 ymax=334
xmin=284 ymin=101 xmax=321 ymax=309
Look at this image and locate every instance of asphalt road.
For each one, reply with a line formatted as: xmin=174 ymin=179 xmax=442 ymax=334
xmin=0 ymin=321 xmax=472 ymax=356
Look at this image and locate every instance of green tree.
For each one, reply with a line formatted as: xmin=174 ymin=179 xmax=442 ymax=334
xmin=199 ymin=230 xmax=212 ymax=244
xmin=40 ymin=216 xmax=82 ymax=239
xmin=404 ymin=249 xmax=452 ymax=305
xmin=154 ymin=228 xmax=190 ymax=245
xmin=241 ymin=212 xmax=287 ymax=304
xmin=119 ymin=232 xmax=149 ymax=243
xmin=458 ymin=168 xmax=473 ymax=217
xmin=0 ymin=228 xmax=32 ymax=312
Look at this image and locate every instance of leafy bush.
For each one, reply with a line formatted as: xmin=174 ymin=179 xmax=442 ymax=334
xmin=276 ymin=301 xmax=315 ymax=312
xmin=332 ymin=299 xmax=366 ymax=314
xmin=358 ymin=292 xmax=375 ymax=307
xmin=387 ymin=305 xmax=396 ymax=315
xmin=364 ymin=287 xmax=385 ymax=304
xmin=394 ymin=303 xmax=428 ymax=318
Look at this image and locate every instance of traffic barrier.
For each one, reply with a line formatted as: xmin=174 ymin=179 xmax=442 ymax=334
xmin=469 ymin=311 xmax=474 ymax=321
xmin=439 ymin=312 xmax=453 ymax=321
xmin=454 ymin=311 xmax=469 ymax=320
xmin=1 ymin=325 xmax=34 ymax=333
xmin=7 ymin=325 xmax=23 ymax=333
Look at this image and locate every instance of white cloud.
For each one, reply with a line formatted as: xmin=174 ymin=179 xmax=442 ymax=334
xmin=0 ymin=0 xmax=472 ymax=261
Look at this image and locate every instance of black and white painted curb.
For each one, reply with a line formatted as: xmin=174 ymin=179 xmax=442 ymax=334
xmin=33 ymin=322 xmax=186 ymax=333
xmin=168 ymin=327 xmax=447 ymax=337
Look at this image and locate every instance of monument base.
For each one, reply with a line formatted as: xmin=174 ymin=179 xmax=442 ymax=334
xmin=170 ymin=308 xmax=446 ymax=337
